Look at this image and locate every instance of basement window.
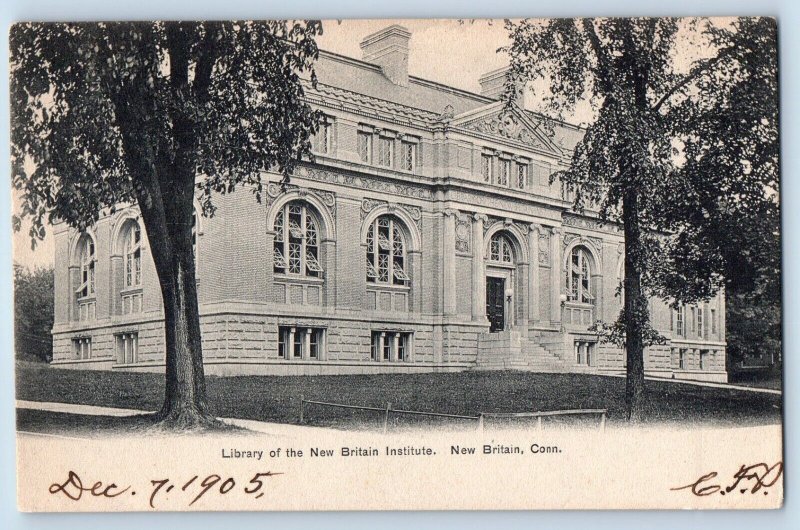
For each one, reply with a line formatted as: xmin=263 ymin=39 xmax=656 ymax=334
xmin=575 ymin=341 xmax=594 ymax=366
xmin=72 ymin=337 xmax=92 ymax=360
xmin=278 ymin=326 xmax=325 ymax=360
xmin=371 ymin=331 xmax=412 ymax=362
xmin=116 ymin=332 xmax=139 ymax=364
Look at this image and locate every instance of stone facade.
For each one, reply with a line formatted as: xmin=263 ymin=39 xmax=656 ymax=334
xmin=50 ymin=25 xmax=727 ymax=382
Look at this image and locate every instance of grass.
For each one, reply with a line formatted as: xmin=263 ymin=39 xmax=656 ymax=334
xmin=16 ymin=362 xmax=782 ymax=434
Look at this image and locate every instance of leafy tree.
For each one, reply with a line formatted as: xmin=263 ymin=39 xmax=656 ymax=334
xmin=14 ymin=264 xmax=55 ymax=363
xmin=504 ymin=17 xmax=778 ymax=420
xmin=11 ymin=21 xmax=323 ymax=428
xmin=664 ymin=19 xmax=780 ymax=375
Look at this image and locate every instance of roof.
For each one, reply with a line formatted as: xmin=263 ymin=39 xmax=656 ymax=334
xmin=313 ymin=49 xmax=585 ymax=153
xmin=314 ymin=50 xmax=493 ymax=117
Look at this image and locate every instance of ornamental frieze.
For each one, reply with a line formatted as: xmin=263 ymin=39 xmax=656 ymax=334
xmin=294 ymin=165 xmax=432 ymax=201
xmin=562 ymin=213 xmax=621 ymax=233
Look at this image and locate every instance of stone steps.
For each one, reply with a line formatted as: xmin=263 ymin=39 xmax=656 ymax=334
xmin=474 ymin=330 xmax=590 ymax=373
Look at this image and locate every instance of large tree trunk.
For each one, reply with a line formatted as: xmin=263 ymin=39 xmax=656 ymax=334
xmin=109 ymin=23 xmax=216 ymax=430
xmin=622 ymin=187 xmax=646 ymax=422
xmin=155 ymin=234 xmax=210 ymax=426
xmin=134 ymin=173 xmax=214 ymax=429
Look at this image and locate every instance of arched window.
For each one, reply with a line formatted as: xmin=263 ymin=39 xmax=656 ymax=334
xmin=273 ymin=202 xmax=323 ymax=277
xmin=123 ymin=222 xmax=142 ymax=288
xmin=76 ymin=236 xmax=95 ymax=298
xmin=566 ymin=247 xmax=593 ymax=303
xmin=366 ymin=216 xmax=409 ymax=285
xmin=488 ymin=232 xmax=514 ymax=264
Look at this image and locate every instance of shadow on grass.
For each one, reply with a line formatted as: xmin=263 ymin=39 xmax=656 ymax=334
xmin=16 ymin=409 xmax=248 ymax=438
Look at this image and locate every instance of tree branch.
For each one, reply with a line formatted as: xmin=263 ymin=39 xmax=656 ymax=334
xmin=582 ymin=18 xmax=614 ymax=95
xmin=652 ymin=46 xmax=734 ymax=113
xmin=193 ymin=22 xmax=218 ymax=104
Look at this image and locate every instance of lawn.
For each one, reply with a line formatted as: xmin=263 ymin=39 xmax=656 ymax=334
xmin=16 ymin=362 xmax=782 ymax=433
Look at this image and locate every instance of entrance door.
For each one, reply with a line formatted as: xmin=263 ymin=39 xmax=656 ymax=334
xmin=486 ymin=277 xmax=505 ymax=332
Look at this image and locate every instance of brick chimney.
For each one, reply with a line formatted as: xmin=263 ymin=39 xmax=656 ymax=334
xmin=478 ymin=66 xmax=529 ymax=109
xmin=360 ymin=24 xmax=411 ymax=87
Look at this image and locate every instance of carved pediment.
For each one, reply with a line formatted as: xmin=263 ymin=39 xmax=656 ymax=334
xmin=463 ymin=111 xmax=546 ymax=148
xmin=453 ymin=102 xmax=561 ymax=155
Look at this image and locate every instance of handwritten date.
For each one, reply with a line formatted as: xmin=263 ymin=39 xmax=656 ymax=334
xmin=671 ymin=462 xmax=783 ymax=497
xmin=49 ymin=470 xmax=284 ymax=508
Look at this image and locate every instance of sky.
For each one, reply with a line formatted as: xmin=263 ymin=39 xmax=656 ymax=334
xmin=316 ymin=19 xmax=512 ymax=94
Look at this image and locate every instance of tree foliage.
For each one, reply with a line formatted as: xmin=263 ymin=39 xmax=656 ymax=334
xmin=10 ymin=21 xmax=323 ymax=428
xmin=14 ymin=264 xmax=55 ymax=363
xmin=504 ymin=17 xmax=779 ymax=418
xmin=11 ymin=21 xmax=322 ymax=236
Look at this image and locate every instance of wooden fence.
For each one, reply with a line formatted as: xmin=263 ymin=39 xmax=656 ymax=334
xmin=299 ymin=396 xmax=606 ymax=432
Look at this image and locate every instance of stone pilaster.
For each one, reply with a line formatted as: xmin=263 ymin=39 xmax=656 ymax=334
xmin=443 ymin=209 xmax=458 ymax=316
xmin=472 ymin=213 xmax=488 ymax=321
xmin=68 ymin=265 xmax=80 ymax=322
xmin=550 ymin=226 xmax=562 ymax=324
xmin=528 ymin=223 xmax=540 ymax=323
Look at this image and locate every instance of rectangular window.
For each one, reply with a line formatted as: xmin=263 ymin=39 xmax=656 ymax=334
xmin=516 ymin=162 xmax=528 ymax=189
xmin=397 ymin=334 xmax=407 ymax=361
xmin=293 ymin=331 xmax=303 ymax=359
xmin=699 ymin=349 xmax=709 ymax=370
xmin=277 ymin=326 xmax=325 ymax=360
xmin=711 ymin=309 xmax=717 ymax=334
xmin=72 ymin=337 xmax=92 ymax=360
xmin=371 ymin=331 xmax=412 ymax=362
xmin=676 ymin=306 xmax=685 ymax=337
xmin=561 ymin=183 xmax=577 ymax=203
xmin=382 ymin=337 xmax=391 ymax=361
xmin=357 ymin=131 xmax=372 ymax=163
xmin=481 ymin=154 xmax=493 ymax=183
xmin=575 ymin=341 xmax=594 ymax=365
xmin=697 ymin=306 xmax=704 ymax=338
xmin=313 ymin=118 xmax=331 ymax=154
xmin=498 ymin=158 xmax=511 ymax=186
xmin=378 ymin=136 xmax=393 ymax=167
xmin=115 ymin=333 xmax=138 ymax=364
xmin=309 ymin=331 xmax=319 ymax=359
xmin=401 ymin=141 xmax=416 ymax=172
xmin=278 ymin=328 xmax=287 ymax=358
xmin=690 ymin=307 xmax=696 ymax=333
xmin=678 ymin=348 xmax=686 ymax=369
